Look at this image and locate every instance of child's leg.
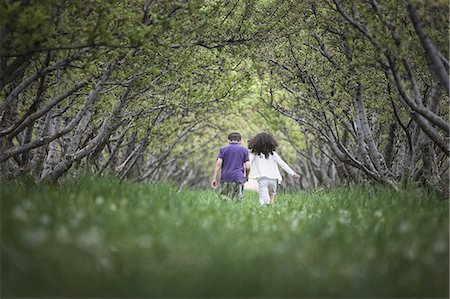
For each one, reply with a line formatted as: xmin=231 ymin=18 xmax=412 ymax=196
xmin=268 ymin=180 xmax=278 ymax=205
xmin=269 ymin=194 xmax=275 ymax=205
xmin=257 ymin=178 xmax=270 ymax=205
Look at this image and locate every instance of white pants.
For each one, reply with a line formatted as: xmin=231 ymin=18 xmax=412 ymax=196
xmin=257 ymin=177 xmax=278 ymax=205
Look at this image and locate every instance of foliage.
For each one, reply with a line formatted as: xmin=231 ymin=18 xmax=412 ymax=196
xmin=1 ymin=0 xmax=448 ymax=188
xmin=1 ymin=175 xmax=448 ymax=297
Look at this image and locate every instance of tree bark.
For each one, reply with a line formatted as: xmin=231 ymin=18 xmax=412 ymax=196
xmin=351 ymin=90 xmax=376 ymax=173
xmin=353 ymin=83 xmax=389 ymax=175
xmin=40 ymin=115 xmax=61 ymax=179
xmin=383 ymin=122 xmax=397 ymax=169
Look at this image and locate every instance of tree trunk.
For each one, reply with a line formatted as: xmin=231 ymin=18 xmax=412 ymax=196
xmin=351 ymin=88 xmax=376 ymax=173
xmin=384 ymin=122 xmax=397 ymax=169
xmin=353 ymin=83 xmax=390 ymax=175
xmin=40 ymin=115 xmax=61 ymax=179
xmin=97 ymin=129 xmax=128 ymax=176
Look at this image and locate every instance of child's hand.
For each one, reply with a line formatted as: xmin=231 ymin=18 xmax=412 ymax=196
xmin=211 ymin=180 xmax=218 ymax=189
xmin=293 ymin=173 xmax=300 ymax=179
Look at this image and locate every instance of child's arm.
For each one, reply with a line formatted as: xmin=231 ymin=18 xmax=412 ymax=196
xmin=211 ymin=158 xmax=223 ymax=189
xmin=273 ymin=152 xmax=300 ymax=179
xmin=244 ymin=152 xmax=252 ymax=182
xmin=244 ymin=161 xmax=250 ymax=181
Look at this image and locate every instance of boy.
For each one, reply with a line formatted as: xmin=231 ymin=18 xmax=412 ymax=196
xmin=211 ymin=132 xmax=251 ymax=201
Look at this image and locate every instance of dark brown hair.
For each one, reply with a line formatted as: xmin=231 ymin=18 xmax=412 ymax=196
xmin=227 ymin=132 xmax=242 ymax=142
xmin=248 ymin=132 xmax=278 ymax=158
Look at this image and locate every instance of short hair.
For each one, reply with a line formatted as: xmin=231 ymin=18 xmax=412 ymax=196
xmin=227 ymin=132 xmax=242 ymax=142
xmin=248 ymin=132 xmax=278 ymax=158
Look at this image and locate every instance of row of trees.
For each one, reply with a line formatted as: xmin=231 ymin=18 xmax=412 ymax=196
xmin=0 ymin=0 xmax=253 ymax=184
xmin=1 ymin=0 xmax=448 ymax=191
xmin=249 ymin=0 xmax=449 ymax=191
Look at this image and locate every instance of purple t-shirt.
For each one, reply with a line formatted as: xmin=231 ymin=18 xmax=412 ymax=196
xmin=217 ymin=143 xmax=249 ymax=183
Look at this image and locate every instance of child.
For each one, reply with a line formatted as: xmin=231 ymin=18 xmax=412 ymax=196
xmin=211 ymin=132 xmax=251 ymax=201
xmin=248 ymin=132 xmax=300 ymax=206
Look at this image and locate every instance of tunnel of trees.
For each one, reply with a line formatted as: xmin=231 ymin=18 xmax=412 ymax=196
xmin=1 ymin=0 xmax=448 ymax=192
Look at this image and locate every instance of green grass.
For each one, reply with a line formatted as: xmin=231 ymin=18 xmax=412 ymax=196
xmin=1 ymin=175 xmax=448 ymax=298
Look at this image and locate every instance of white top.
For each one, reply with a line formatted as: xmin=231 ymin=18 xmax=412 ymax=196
xmin=249 ymin=151 xmax=295 ymax=183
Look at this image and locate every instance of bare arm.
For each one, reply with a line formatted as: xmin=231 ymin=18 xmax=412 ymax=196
xmin=244 ymin=161 xmax=250 ymax=181
xmin=211 ymin=158 xmax=223 ymax=189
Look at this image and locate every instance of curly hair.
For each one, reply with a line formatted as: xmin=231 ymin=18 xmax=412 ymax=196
xmin=248 ymin=132 xmax=278 ymax=158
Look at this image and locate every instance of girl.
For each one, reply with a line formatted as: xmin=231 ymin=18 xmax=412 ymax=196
xmin=248 ymin=132 xmax=300 ymax=206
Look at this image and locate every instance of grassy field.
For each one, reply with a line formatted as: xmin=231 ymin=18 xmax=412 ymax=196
xmin=1 ymin=175 xmax=448 ymax=298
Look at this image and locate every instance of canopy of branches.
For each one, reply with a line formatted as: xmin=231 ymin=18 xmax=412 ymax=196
xmin=1 ymin=0 xmax=448 ymax=191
